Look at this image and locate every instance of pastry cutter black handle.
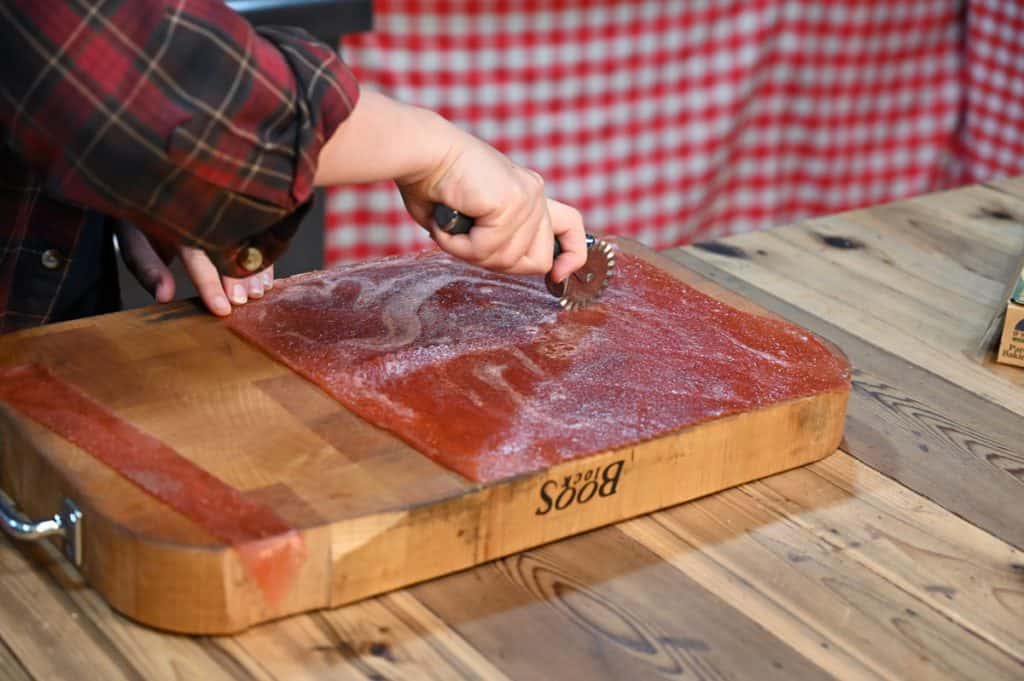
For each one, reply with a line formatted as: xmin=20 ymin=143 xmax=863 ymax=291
xmin=432 ymin=205 xmax=596 ymax=255
xmin=432 ymin=204 xmax=614 ymax=309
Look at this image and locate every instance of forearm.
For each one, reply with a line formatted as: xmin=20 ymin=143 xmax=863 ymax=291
xmin=314 ymin=90 xmax=449 ymax=187
xmin=313 ymin=87 xmax=588 ymax=283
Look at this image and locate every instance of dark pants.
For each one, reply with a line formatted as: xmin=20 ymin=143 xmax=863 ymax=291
xmin=50 ymin=212 xmax=122 ymax=324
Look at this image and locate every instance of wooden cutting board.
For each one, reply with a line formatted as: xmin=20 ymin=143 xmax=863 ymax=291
xmin=0 ymin=240 xmax=849 ymax=634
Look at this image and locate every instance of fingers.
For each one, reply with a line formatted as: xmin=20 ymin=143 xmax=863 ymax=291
xmin=482 ymin=196 xmax=553 ymax=274
xmin=220 ymin=263 xmax=274 ymax=305
xmin=395 ymin=127 xmax=588 ymax=279
xmin=179 ymin=247 xmax=232 ymax=316
xmin=430 ymin=192 xmax=585 ymax=279
xmin=546 ymin=199 xmax=587 ymax=283
xmin=117 ymin=223 xmax=176 ymax=303
xmin=432 ymin=199 xmax=545 ymax=272
xmin=430 ymin=166 xmax=553 ymax=274
xmin=402 ymin=197 xmax=436 ymax=232
xmin=181 ymin=248 xmax=276 ymax=316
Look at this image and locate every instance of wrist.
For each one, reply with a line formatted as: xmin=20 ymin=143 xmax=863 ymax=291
xmin=393 ymin=105 xmax=459 ymax=188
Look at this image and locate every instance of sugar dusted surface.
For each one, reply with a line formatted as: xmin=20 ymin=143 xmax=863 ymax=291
xmin=227 ymin=251 xmax=850 ymax=482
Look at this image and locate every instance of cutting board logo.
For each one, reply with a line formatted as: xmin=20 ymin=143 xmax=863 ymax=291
xmin=535 ymin=460 xmax=625 ymax=515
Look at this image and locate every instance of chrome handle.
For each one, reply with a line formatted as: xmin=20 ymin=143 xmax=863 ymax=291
xmin=0 ymin=491 xmax=82 ymax=566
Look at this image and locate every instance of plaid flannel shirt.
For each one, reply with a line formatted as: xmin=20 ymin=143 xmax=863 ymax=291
xmin=0 ymin=0 xmax=359 ymax=332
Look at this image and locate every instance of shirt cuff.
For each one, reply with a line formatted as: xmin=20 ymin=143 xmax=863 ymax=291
xmin=203 ymin=27 xmax=360 ymax=276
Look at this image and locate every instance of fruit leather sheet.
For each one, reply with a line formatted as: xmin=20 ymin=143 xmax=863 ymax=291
xmin=227 ymin=250 xmax=850 ymax=482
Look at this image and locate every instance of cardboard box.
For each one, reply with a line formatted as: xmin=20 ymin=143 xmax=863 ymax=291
xmin=997 ymin=269 xmax=1024 ymax=368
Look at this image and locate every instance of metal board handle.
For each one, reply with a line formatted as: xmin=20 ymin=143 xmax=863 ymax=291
xmin=0 ymin=491 xmax=83 ymax=566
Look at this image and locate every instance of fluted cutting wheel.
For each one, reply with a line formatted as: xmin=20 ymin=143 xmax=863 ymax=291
xmin=544 ymin=238 xmax=616 ymax=310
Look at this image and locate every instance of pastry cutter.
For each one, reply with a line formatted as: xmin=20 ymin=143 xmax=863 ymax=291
xmin=433 ymin=204 xmax=615 ymax=310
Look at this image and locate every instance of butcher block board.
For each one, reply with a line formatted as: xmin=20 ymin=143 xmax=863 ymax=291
xmin=0 ymin=240 xmax=849 ymax=634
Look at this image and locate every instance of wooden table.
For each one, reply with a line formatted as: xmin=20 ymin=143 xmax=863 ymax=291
xmin=2 ymin=179 xmax=1022 ymax=680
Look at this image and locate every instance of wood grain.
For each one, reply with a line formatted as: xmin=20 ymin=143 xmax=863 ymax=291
xmin=318 ymin=592 xmax=510 ymax=680
xmin=683 ymin=187 xmax=1024 ymax=408
xmin=0 ymin=535 xmax=138 ymax=681
xmin=206 ymin=612 xmax=355 ymax=680
xmin=802 ymin=456 xmax=1023 ymax=658
xmin=48 ymin=564 xmax=249 ymax=680
xmin=621 ymin=452 xmax=1024 ymax=681
xmin=987 ymin=175 xmax=1024 ymax=199
xmin=0 ymin=239 xmax=849 ymax=633
xmin=412 ymin=526 xmax=832 ymax=681
xmin=835 ymin=187 xmax=1024 ymax=379
xmin=0 ymin=638 xmax=30 ymax=681
xmin=202 ymin=596 xmax=508 ymax=681
xmin=666 ymin=249 xmax=1024 ymax=549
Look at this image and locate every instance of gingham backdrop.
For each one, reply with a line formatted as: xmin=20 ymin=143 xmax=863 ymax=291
xmin=326 ymin=0 xmax=1024 ymax=264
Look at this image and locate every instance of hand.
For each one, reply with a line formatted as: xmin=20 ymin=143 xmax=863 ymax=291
xmin=116 ymin=224 xmax=274 ymax=316
xmin=313 ymin=91 xmax=588 ymax=282
xmin=397 ymin=121 xmax=587 ymax=283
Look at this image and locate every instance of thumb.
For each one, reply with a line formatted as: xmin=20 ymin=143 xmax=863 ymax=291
xmin=117 ymin=224 xmax=176 ymax=303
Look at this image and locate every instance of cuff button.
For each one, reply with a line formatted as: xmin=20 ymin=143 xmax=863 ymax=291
xmin=41 ymin=249 xmax=65 ymax=270
xmin=239 ymin=246 xmax=264 ymax=273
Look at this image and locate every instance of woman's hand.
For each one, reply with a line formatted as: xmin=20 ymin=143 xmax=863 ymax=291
xmin=314 ymin=90 xmax=588 ymax=282
xmin=396 ymin=120 xmax=587 ymax=283
xmin=117 ymin=224 xmax=273 ymax=316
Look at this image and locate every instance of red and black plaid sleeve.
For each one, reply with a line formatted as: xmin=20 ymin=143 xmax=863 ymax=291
xmin=0 ymin=0 xmax=359 ymax=277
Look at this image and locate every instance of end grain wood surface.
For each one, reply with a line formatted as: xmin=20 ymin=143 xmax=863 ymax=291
xmin=0 ymin=240 xmax=849 ymax=634
xmin=2 ymin=179 xmax=1023 ymax=680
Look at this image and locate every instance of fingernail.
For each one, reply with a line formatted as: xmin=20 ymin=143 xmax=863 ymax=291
xmin=249 ymin=281 xmax=263 ymax=298
xmin=154 ymin=281 xmax=171 ymax=303
xmin=212 ymin=294 xmax=231 ymax=316
xmin=263 ymin=271 xmax=273 ymax=289
xmin=231 ymin=284 xmax=247 ymax=304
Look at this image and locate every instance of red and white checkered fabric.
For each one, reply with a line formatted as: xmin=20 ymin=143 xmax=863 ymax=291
xmin=327 ymin=1 xmax=1021 ymax=264
xmin=959 ymin=0 xmax=1024 ymax=182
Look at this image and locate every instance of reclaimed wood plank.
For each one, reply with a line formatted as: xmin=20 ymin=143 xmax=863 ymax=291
xmin=679 ymin=237 xmax=1024 ymax=416
xmin=775 ymin=208 xmax=1024 ymax=366
xmin=769 ymin=220 xmax=993 ymax=327
xmin=829 ymin=185 xmax=1024 ymax=378
xmin=0 ymin=639 xmax=30 ymax=681
xmin=0 ymin=521 xmax=254 ymax=681
xmin=984 ymin=175 xmax=1024 ymax=200
xmin=822 ymin=211 xmax=1010 ymax=304
xmin=735 ymin=229 xmax=975 ymax=347
xmin=763 ymin=214 xmax=1024 ymax=385
xmin=971 ymin=251 xmax=1024 ymax=363
xmin=731 ymin=198 xmax=1024 ymax=350
xmin=0 ymin=536 xmax=138 ymax=681
xmin=56 ymin=575 xmax=252 ymax=680
xmin=621 ymin=452 xmax=1024 ymax=681
xmin=800 ymin=455 xmax=1023 ymax=657
xmin=910 ymin=184 xmax=1024 ymax=253
xmin=207 ymin=614 xmax=345 ymax=680
xmin=665 ymin=249 xmax=1024 ymax=549
xmin=799 ymin=185 xmax=1024 ymax=318
xmin=412 ymin=526 xmax=831 ymax=681
xmin=208 ymin=596 xmax=507 ymax=681
xmin=0 ymin=519 xmax=251 ymax=681
xmin=316 ymin=592 xmax=510 ymax=680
